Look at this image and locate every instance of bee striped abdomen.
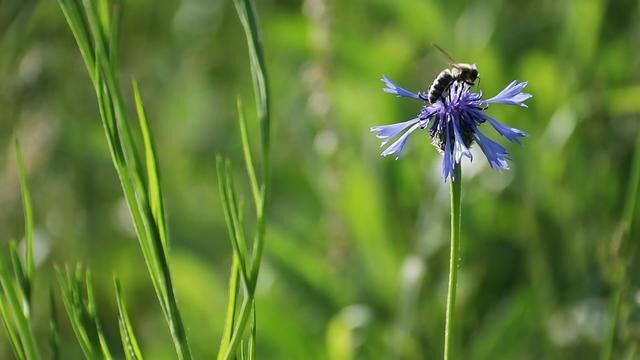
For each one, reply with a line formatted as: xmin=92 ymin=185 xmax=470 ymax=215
xmin=428 ymin=69 xmax=454 ymax=104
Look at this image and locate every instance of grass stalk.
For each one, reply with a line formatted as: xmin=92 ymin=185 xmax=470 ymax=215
xmin=602 ymin=132 xmax=640 ymax=360
xmin=216 ymin=1 xmax=271 ymax=358
xmin=56 ymin=1 xmax=192 ymax=357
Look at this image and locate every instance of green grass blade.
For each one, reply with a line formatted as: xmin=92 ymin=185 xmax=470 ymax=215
xmin=232 ymin=0 xmax=270 ymax=157
xmin=236 ymin=97 xmax=260 ymax=211
xmin=0 ymin=254 xmax=39 ymax=359
xmin=56 ymin=0 xmax=96 ymax=83
xmin=217 ymin=1 xmax=272 ymax=358
xmin=218 ymin=298 xmax=253 ymax=360
xmin=85 ymin=271 xmax=113 ymax=360
xmin=602 ymin=132 xmax=640 ymax=360
xmin=15 ymin=138 xmax=34 ymax=297
xmin=0 ymin=290 xmax=26 ymax=360
xmin=56 ymin=266 xmax=112 ymax=360
xmin=106 ymin=1 xmax=121 ymax=72
xmin=114 ymin=277 xmax=144 ymax=360
xmin=80 ymin=0 xmax=110 ymax=66
xmin=233 ymin=0 xmax=270 ymax=297
xmin=94 ymin=57 xmax=168 ymax=317
xmin=216 ymin=157 xmax=250 ymax=285
xmin=218 ymin=258 xmax=240 ymax=357
xmin=8 ymin=242 xmax=28 ymax=303
xmin=57 ymin=2 xmax=193 ymax=358
xmin=55 ymin=267 xmax=95 ymax=359
xmin=49 ymin=289 xmax=61 ymax=360
xmin=0 ymin=278 xmax=25 ymax=359
xmin=248 ymin=303 xmax=256 ymax=360
xmin=132 ymin=79 xmax=169 ymax=253
xmin=224 ymin=161 xmax=251 ymax=271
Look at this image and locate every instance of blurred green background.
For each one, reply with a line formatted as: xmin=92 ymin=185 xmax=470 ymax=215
xmin=1 ymin=0 xmax=640 ymax=358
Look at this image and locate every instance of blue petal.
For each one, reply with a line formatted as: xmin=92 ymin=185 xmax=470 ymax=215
xmin=380 ymin=121 xmax=423 ymax=159
xmin=472 ymin=110 xmax=527 ymax=144
xmin=484 ymin=81 xmax=532 ymax=107
xmin=474 ymin=130 xmax=511 ymax=170
xmin=420 ymin=104 xmax=440 ymax=119
xmin=370 ymin=118 xmax=421 ymax=146
xmin=442 ymin=123 xmax=456 ymax=181
xmin=381 ymin=76 xmax=421 ymax=100
xmin=451 ymin=116 xmax=473 ymax=162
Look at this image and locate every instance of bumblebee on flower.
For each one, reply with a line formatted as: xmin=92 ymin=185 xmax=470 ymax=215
xmin=370 ymin=76 xmax=532 ymax=181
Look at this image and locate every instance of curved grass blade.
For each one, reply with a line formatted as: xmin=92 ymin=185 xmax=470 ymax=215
xmin=49 ymin=289 xmax=61 ymax=360
xmin=55 ymin=266 xmax=112 ymax=360
xmin=0 ymin=142 xmax=39 ymax=359
xmin=233 ymin=0 xmax=270 ymax=156
xmin=114 ymin=277 xmax=144 ymax=360
xmin=218 ymin=258 xmax=240 ymax=356
xmin=0 ymin=254 xmax=39 ymax=359
xmin=0 ymin=291 xmax=25 ymax=360
xmin=602 ymin=132 xmax=640 ymax=360
xmin=15 ymin=138 xmax=34 ymax=301
xmin=217 ymin=1 xmax=271 ymax=358
xmin=132 ymin=80 xmax=169 ymax=253
xmin=236 ymin=97 xmax=260 ymax=211
xmin=57 ymin=2 xmax=192 ymax=358
xmin=8 ymin=242 xmax=27 ymax=304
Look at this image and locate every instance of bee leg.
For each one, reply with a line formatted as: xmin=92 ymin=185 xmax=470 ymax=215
xmin=418 ymin=92 xmax=429 ymax=101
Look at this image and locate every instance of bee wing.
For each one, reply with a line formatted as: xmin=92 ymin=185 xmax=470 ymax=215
xmin=432 ymin=43 xmax=458 ymax=65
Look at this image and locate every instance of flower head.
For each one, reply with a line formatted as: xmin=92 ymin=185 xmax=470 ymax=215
xmin=371 ymin=77 xmax=531 ymax=181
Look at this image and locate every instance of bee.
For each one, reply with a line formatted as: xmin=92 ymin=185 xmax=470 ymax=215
xmin=419 ymin=44 xmax=479 ymax=104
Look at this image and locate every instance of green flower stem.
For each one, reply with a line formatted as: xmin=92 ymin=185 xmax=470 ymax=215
xmin=444 ymin=164 xmax=462 ymax=360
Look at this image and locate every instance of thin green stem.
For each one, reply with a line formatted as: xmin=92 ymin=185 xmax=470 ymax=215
xmin=444 ymin=164 xmax=462 ymax=360
xmin=602 ymin=132 xmax=640 ymax=360
xmin=15 ymin=138 xmax=34 ymax=300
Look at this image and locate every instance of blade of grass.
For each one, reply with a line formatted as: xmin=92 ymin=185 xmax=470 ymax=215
xmin=602 ymin=132 xmax=640 ymax=360
xmin=56 ymin=267 xmax=96 ymax=359
xmin=57 ymin=2 xmax=193 ymax=358
xmin=232 ymin=0 xmax=271 ymax=287
xmin=133 ymin=79 xmax=169 ymax=253
xmin=248 ymin=303 xmax=256 ymax=360
xmin=218 ymin=258 xmax=240 ymax=356
xmin=106 ymin=1 xmax=121 ymax=72
xmin=224 ymin=161 xmax=251 ymax=274
xmin=0 ymin=254 xmax=39 ymax=359
xmin=0 ymin=138 xmax=39 ymax=360
xmin=15 ymin=138 xmax=34 ymax=301
xmin=0 ymin=287 xmax=26 ymax=360
xmin=232 ymin=0 xmax=269 ymax=157
xmin=217 ymin=1 xmax=271 ymax=358
xmin=49 ymin=289 xmax=61 ymax=360
xmin=8 ymin=242 xmax=28 ymax=303
xmin=216 ymin=157 xmax=251 ymax=286
xmin=94 ymin=56 xmax=167 ymax=315
xmin=56 ymin=0 xmax=96 ymax=81
xmin=55 ymin=266 xmax=112 ymax=360
xmin=236 ymin=97 xmax=260 ymax=211
xmin=234 ymin=0 xmax=270 ymax=297
xmin=114 ymin=277 xmax=144 ymax=360
xmin=219 ymin=298 xmax=253 ymax=360
xmin=85 ymin=270 xmax=113 ymax=359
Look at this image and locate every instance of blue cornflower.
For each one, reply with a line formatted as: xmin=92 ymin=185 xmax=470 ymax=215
xmin=371 ymin=76 xmax=531 ymax=181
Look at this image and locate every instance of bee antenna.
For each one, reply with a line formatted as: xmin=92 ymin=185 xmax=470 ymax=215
xmin=432 ymin=43 xmax=457 ymax=64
